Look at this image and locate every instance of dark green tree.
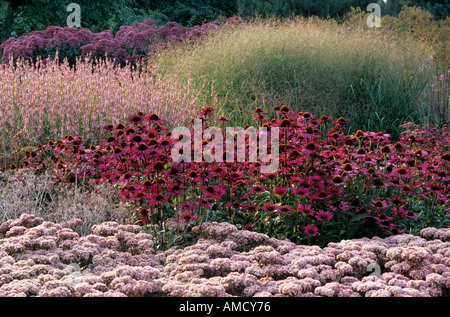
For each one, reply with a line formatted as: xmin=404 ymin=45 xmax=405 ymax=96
xmin=0 ymin=0 xmax=170 ymax=43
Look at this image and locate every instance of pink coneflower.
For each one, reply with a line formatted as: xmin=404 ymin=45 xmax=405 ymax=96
xmin=131 ymin=191 xmax=147 ymax=200
xmin=374 ymin=214 xmax=393 ymax=228
xmin=304 ymin=224 xmax=319 ymax=237
xmin=129 ymin=113 xmax=144 ymax=125
xmin=146 ymin=113 xmax=165 ymax=125
xmin=251 ymin=184 xmax=266 ymax=194
xmin=387 ymin=223 xmax=406 ymax=235
xmin=311 ymin=190 xmax=330 ymax=201
xmin=277 ymin=205 xmax=293 ymax=214
xmin=228 ymin=170 xmax=245 ymax=180
xmin=196 ymin=198 xmax=214 ymax=208
xmin=137 ymin=208 xmax=149 ymax=224
xmin=117 ymin=171 xmax=138 ymax=184
xmin=168 ymin=182 xmax=186 ymax=196
xmin=274 ymin=185 xmax=288 ymax=196
xmin=179 ymin=202 xmax=195 ymax=210
xmin=305 ymin=141 xmax=317 ymax=153
xmin=148 ymin=193 xmax=169 ymax=206
xmin=370 ymin=198 xmax=389 ymax=209
xmin=329 ymin=200 xmax=351 ymax=212
xmin=179 ymin=211 xmax=198 ymax=223
xmin=215 ymin=116 xmax=230 ymax=123
xmin=424 ymin=182 xmax=444 ymax=194
xmin=263 ymin=203 xmax=278 ymax=212
xmin=390 ymin=196 xmax=406 ymax=207
xmin=297 ymin=204 xmax=315 ymax=216
xmin=292 ymin=187 xmax=309 ymax=197
xmin=392 ymin=206 xmax=408 ymax=219
xmin=200 ymin=184 xmax=226 ymax=200
xmin=243 ymin=223 xmax=256 ymax=231
xmin=241 ymin=203 xmax=259 ymax=213
xmin=315 ymin=209 xmax=333 ymax=221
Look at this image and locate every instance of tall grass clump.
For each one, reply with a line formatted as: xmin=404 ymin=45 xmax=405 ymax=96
xmin=151 ymin=16 xmax=434 ymax=138
xmin=0 ymin=56 xmax=205 ymax=170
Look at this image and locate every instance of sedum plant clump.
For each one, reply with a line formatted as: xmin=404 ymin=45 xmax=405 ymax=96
xmin=0 ymin=214 xmax=449 ymax=297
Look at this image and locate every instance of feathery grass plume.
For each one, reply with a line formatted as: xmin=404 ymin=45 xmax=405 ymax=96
xmin=0 ymin=56 xmax=207 ymax=169
xmin=151 ymin=15 xmax=434 ymax=138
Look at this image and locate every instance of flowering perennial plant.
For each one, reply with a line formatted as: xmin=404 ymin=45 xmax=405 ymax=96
xmin=15 ymin=106 xmax=450 ymax=248
xmin=0 ymin=56 xmax=205 ymax=165
xmin=0 ymin=215 xmax=449 ymax=297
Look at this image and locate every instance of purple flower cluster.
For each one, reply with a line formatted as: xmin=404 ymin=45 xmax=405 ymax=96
xmin=0 ymin=18 xmax=226 ymax=66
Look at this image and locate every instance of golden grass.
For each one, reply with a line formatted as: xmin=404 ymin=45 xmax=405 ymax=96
xmin=151 ymin=15 xmax=433 ymax=136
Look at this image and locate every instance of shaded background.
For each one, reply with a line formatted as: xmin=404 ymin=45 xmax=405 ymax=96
xmin=1 ymin=0 xmax=449 ymax=43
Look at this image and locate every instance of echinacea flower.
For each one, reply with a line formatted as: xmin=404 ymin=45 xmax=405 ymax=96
xmin=153 ymin=161 xmax=165 ymax=171
xmin=148 ymin=193 xmax=169 ymax=206
xmin=297 ymin=204 xmax=315 ymax=216
xmin=274 ymin=185 xmax=288 ymax=196
xmin=129 ymin=113 xmax=144 ymax=125
xmin=251 ymin=184 xmax=266 ymax=194
xmin=146 ymin=113 xmax=164 ymax=125
xmin=200 ymin=184 xmax=226 ymax=200
xmin=315 ymin=210 xmax=333 ymax=221
xmin=167 ymin=182 xmax=186 ymax=196
xmin=215 ymin=116 xmax=230 ymax=123
xmin=137 ymin=208 xmax=149 ymax=224
xmin=371 ymin=198 xmax=389 ymax=209
xmin=263 ymin=203 xmax=278 ymax=212
xmin=179 ymin=202 xmax=195 ymax=210
xmin=331 ymin=175 xmax=343 ymax=184
xmin=441 ymin=153 xmax=450 ymax=161
xmin=179 ymin=211 xmax=198 ymax=223
xmin=305 ymin=142 xmax=316 ymax=152
xmin=241 ymin=203 xmax=259 ymax=213
xmin=131 ymin=191 xmax=147 ymax=200
xmin=277 ymin=205 xmax=293 ymax=214
xmin=196 ymin=198 xmax=214 ymax=208
xmin=374 ymin=214 xmax=393 ymax=228
xmin=304 ymin=224 xmax=319 ymax=237
xmin=292 ymin=187 xmax=309 ymax=197
xmin=243 ymin=223 xmax=256 ymax=230
xmin=117 ymin=171 xmax=138 ymax=185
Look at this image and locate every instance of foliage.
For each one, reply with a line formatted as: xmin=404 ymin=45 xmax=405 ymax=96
xmin=235 ymin=0 xmax=375 ymax=18
xmin=146 ymin=0 xmax=238 ymax=26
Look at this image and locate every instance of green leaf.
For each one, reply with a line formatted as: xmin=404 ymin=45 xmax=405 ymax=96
xmin=350 ymin=214 xmax=372 ymax=222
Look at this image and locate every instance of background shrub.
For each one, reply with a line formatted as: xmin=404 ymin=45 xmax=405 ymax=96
xmin=0 ymin=19 xmax=221 ymax=67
